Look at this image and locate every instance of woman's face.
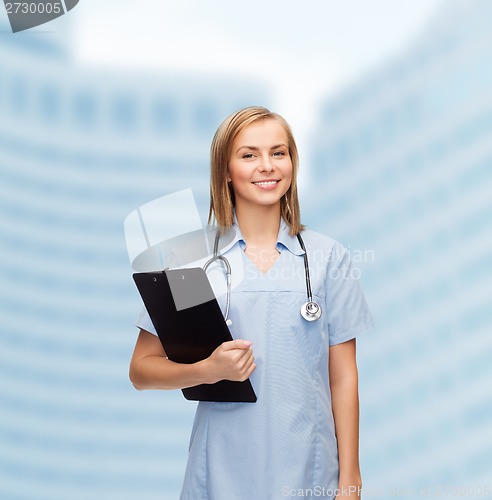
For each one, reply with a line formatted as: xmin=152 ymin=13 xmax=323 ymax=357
xmin=227 ymin=119 xmax=293 ymax=211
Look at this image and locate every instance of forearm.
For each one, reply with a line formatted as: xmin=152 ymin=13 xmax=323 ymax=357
xmin=330 ymin=373 xmax=362 ymax=484
xmin=130 ymin=355 xmax=214 ymax=391
xmin=130 ymin=331 xmax=255 ymax=391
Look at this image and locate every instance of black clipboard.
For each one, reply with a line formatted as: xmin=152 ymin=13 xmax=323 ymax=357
xmin=133 ymin=267 xmax=257 ymax=403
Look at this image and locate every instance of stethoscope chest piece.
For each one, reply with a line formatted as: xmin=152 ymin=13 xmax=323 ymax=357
xmin=300 ymin=300 xmax=322 ymax=322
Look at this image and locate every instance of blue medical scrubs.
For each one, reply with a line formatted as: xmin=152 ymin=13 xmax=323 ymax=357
xmin=137 ymin=218 xmax=375 ymax=499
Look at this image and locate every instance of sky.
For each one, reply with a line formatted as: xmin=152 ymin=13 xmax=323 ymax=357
xmin=74 ymin=0 xmax=445 ymax=133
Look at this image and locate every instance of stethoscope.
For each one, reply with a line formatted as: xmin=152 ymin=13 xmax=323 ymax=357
xmin=203 ymin=231 xmax=322 ymax=325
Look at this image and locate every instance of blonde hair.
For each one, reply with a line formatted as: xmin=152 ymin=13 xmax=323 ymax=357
xmin=208 ymin=106 xmax=304 ymax=235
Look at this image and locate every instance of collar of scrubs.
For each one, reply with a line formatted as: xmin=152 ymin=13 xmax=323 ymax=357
xmin=219 ymin=213 xmax=305 ymax=257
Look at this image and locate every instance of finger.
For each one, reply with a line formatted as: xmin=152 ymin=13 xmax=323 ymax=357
xmin=239 ymin=346 xmax=254 ymax=359
xmin=244 ymin=362 xmax=256 ymax=379
xmin=236 ymin=350 xmax=253 ymax=370
xmin=240 ymin=348 xmax=255 ymax=365
xmin=235 ymin=347 xmax=255 ymax=366
xmin=236 ymin=358 xmax=256 ymax=381
xmin=222 ymin=339 xmax=253 ymax=351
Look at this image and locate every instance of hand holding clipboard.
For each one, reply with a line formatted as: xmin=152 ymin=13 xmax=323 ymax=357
xmin=133 ymin=268 xmax=257 ymax=403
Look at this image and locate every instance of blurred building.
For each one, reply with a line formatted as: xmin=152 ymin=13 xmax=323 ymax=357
xmin=306 ymin=0 xmax=492 ymax=495
xmin=0 ymin=23 xmax=271 ymax=499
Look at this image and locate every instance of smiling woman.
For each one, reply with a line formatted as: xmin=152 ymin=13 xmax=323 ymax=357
xmin=227 ymin=120 xmax=293 ymax=213
xmin=130 ymin=106 xmax=375 ymax=499
xmin=209 ymin=107 xmax=302 ymax=234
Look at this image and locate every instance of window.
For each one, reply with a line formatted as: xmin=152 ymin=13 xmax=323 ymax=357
xmin=72 ymin=90 xmax=97 ymax=129
xmin=151 ymin=98 xmax=177 ymax=134
xmin=111 ymin=94 xmax=137 ymax=133
xmin=38 ymin=83 xmax=60 ymax=124
xmin=191 ymin=100 xmax=218 ymax=137
xmin=10 ymin=74 xmax=28 ymax=116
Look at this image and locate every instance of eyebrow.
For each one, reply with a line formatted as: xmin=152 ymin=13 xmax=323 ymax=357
xmin=236 ymin=143 xmax=288 ymax=154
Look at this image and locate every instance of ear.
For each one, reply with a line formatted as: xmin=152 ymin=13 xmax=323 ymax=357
xmin=226 ymin=171 xmax=232 ymax=183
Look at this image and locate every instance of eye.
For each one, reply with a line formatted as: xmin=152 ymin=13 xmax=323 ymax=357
xmin=272 ymin=151 xmax=286 ymax=157
xmin=242 ymin=153 xmax=254 ymax=159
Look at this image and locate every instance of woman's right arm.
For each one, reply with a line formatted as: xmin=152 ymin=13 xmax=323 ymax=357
xmin=129 ymin=329 xmax=256 ymax=391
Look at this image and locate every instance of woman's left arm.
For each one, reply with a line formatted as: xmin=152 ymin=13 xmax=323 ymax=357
xmin=329 ymin=338 xmax=362 ymax=499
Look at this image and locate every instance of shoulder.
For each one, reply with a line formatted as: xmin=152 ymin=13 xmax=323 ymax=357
xmin=299 ymin=228 xmax=353 ymax=273
xmin=300 ymin=227 xmax=345 ymax=256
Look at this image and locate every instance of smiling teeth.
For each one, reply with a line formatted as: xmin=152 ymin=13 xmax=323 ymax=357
xmin=254 ymin=181 xmax=278 ymax=186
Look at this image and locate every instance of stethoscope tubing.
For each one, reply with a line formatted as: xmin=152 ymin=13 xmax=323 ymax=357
xmin=203 ymin=232 xmax=232 ymax=323
xmin=203 ymin=229 xmax=322 ymax=323
xmin=296 ymin=233 xmax=313 ymax=303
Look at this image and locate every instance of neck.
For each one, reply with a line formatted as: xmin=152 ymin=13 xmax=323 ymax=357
xmin=235 ymin=202 xmax=281 ymax=245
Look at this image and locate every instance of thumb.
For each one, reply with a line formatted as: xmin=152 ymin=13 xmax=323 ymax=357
xmin=223 ymin=339 xmax=253 ymax=351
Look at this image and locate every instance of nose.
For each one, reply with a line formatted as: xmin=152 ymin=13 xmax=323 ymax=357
xmin=259 ymin=154 xmax=274 ymax=172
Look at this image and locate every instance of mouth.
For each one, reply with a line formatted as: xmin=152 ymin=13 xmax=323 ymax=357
xmin=252 ymin=180 xmax=280 ymax=187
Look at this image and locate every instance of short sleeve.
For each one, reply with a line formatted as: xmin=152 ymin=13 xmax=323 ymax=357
xmin=325 ymin=242 xmax=375 ymax=346
xmin=135 ymin=306 xmax=157 ymax=336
